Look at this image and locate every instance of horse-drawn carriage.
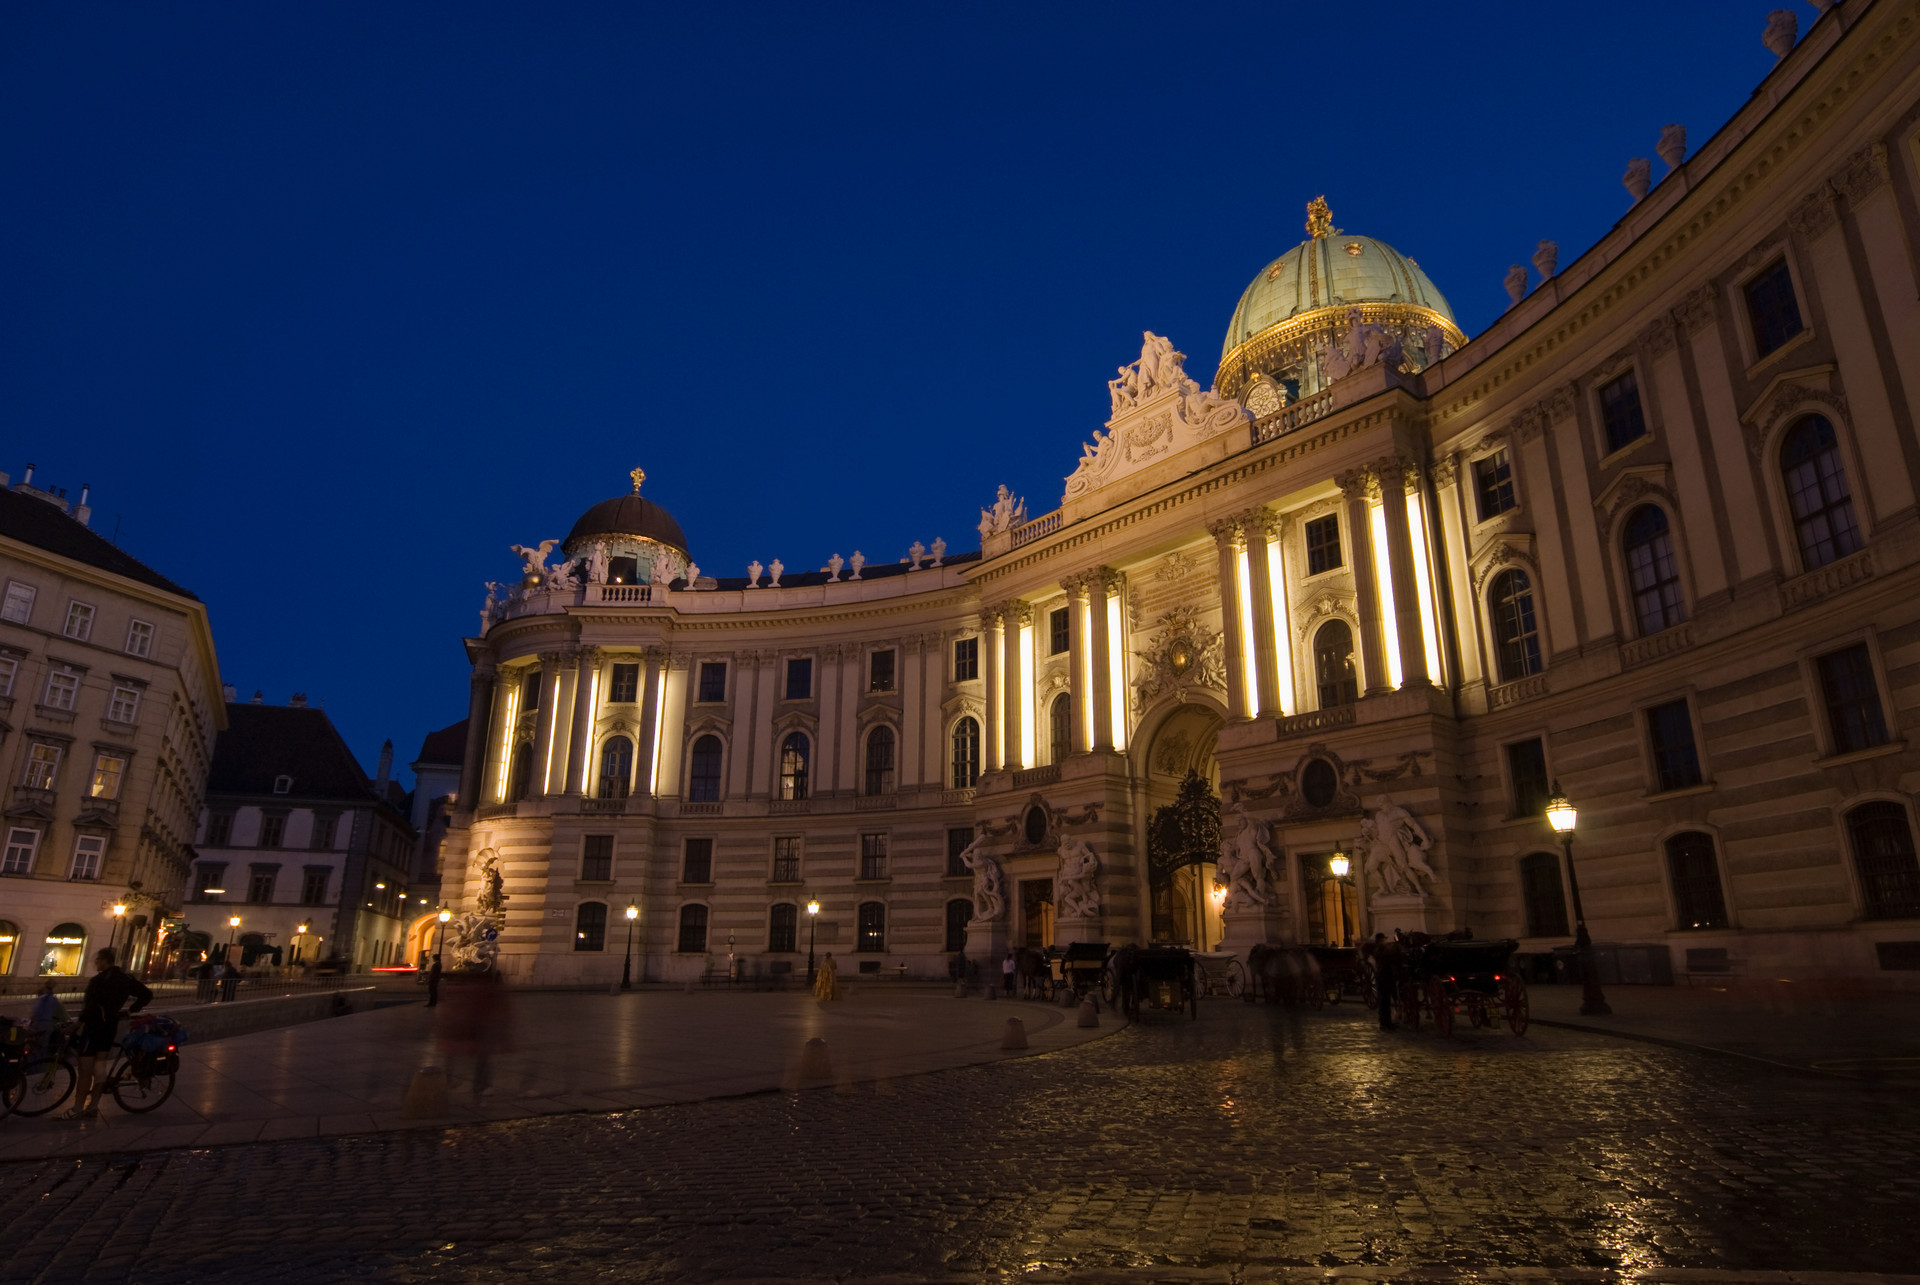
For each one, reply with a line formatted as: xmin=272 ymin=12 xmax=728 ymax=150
xmin=1393 ymin=933 xmax=1529 ymax=1035
xmin=1103 ymin=944 xmax=1198 ymax=1018
xmin=1057 ymin=941 xmax=1109 ymax=1001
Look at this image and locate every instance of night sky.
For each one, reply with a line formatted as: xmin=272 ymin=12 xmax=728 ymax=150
xmin=0 ymin=2 xmax=1808 ymax=785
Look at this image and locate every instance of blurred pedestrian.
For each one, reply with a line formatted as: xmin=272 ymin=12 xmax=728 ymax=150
xmin=217 ymin=959 xmax=241 ymax=1003
xmin=1370 ymin=933 xmax=1397 ymax=1031
xmin=813 ymin=951 xmax=843 ymax=1001
xmin=436 ymin=968 xmax=513 ymax=1096
xmin=426 ymin=953 xmax=443 ymax=1008
xmin=195 ymin=958 xmax=215 ymax=1004
xmin=26 ymin=978 xmax=65 ymax=1055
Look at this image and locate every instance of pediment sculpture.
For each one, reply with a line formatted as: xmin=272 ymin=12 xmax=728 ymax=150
xmin=1131 ymin=605 xmax=1227 ymax=711
xmin=978 ymin=485 xmax=1027 ymax=539
xmin=1065 ymin=332 xmax=1249 ymax=503
xmin=1358 ymin=797 xmax=1437 ymax=895
xmin=1317 ymin=308 xmax=1405 ymax=384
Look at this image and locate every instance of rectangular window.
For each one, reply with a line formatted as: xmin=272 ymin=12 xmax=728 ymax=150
xmin=1473 ymin=449 xmax=1517 ymax=520
xmin=206 ymin=812 xmax=234 ymax=846
xmin=856 ymin=901 xmax=885 ymax=953
xmin=44 ymin=671 xmax=79 ymax=711
xmin=677 ymin=905 xmax=708 ymax=954
xmin=582 ymin=834 xmax=614 ymax=881
xmin=609 ymin=663 xmax=640 ymax=703
xmin=107 ymin=685 xmax=141 ymax=723
xmin=771 ymin=835 xmax=801 ymax=883
xmin=259 ymin=814 xmax=285 ymax=849
xmin=63 ymin=601 xmax=95 ymax=641
xmin=70 ymin=835 xmax=105 ymax=881
xmin=1646 ymin=700 xmax=1703 ymax=793
xmin=768 ymin=903 xmax=798 ymax=953
xmin=125 ymin=619 xmax=154 ymax=657
xmin=23 ymin=743 xmax=61 ymax=790
xmin=1 ymin=581 xmax=35 ymax=624
xmin=1666 ymin=833 xmax=1730 ymax=930
xmin=953 ymin=637 xmax=978 ymax=682
xmin=522 ymin=669 xmax=542 ymax=710
xmin=1520 ymin=852 xmax=1570 ymax=937
xmin=3 ymin=827 xmax=41 ymax=875
xmin=574 ymin=903 xmax=607 ymax=952
xmin=1049 ymin=607 xmax=1070 ymax=655
xmin=947 ymin=827 xmax=974 ymax=877
xmin=310 ymin=814 xmax=336 ymax=850
xmin=193 ymin=864 xmax=227 ymax=901
xmin=1817 ymin=642 xmax=1889 ymax=754
xmin=1506 ymin=738 xmax=1551 ymax=817
xmin=1598 ymin=371 xmax=1648 ymax=455
xmin=248 ymin=866 xmax=278 ymax=903
xmin=859 ymin=833 xmax=887 ymax=881
xmin=683 ymin=837 xmax=713 ymax=884
xmin=868 ymin=649 xmax=896 ymax=693
xmin=89 ymin=754 xmax=125 ymax=800
xmin=0 ymin=655 xmax=15 ymax=696
xmin=697 ymin=661 xmax=727 ymax=703
xmin=784 ymin=658 xmax=812 ymax=700
xmin=301 ymin=867 xmax=330 ymax=905
xmin=1305 ymin=515 xmax=1343 ymax=574
xmin=1745 ymin=258 xmax=1804 ymax=358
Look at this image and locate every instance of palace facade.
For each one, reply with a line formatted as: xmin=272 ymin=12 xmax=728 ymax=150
xmin=442 ymin=0 xmax=1920 ymax=987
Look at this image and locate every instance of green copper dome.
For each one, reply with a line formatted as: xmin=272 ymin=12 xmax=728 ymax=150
xmin=1222 ymin=232 xmax=1457 ymax=362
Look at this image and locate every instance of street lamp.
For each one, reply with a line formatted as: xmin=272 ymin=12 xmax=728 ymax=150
xmin=294 ymin=922 xmax=310 ymax=965
xmin=110 ymin=901 xmax=127 ymax=958
xmin=435 ymin=908 xmax=451 ymax=967
xmin=621 ymin=903 xmax=638 ymax=990
xmin=1545 ymin=781 xmax=1611 ymax=1016
xmin=806 ymin=898 xmax=820 ymax=984
xmin=226 ymin=914 xmax=241 ymax=965
xmin=1327 ymin=847 xmax=1353 ymax=947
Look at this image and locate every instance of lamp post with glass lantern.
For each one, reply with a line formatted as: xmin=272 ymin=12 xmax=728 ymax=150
xmin=295 ymin=921 xmax=311 ymax=966
xmin=435 ymin=908 xmax=451 ymax=964
xmin=1544 ymin=782 xmax=1611 ymax=1016
xmin=226 ymin=914 xmax=241 ymax=963
xmin=621 ymin=903 xmax=639 ymax=990
xmin=110 ymin=900 xmax=127 ymax=959
xmin=1327 ymin=847 xmax=1354 ymax=947
xmin=806 ymin=898 xmax=820 ymax=984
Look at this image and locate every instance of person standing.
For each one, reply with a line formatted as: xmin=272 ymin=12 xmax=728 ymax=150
xmin=1370 ymin=933 xmax=1396 ymax=1031
xmin=1002 ymin=951 xmax=1016 ymax=996
xmin=65 ymin=947 xmax=152 ymax=1120
xmin=813 ymin=951 xmax=843 ymax=1001
xmin=426 ymin=953 xmax=443 ymax=1008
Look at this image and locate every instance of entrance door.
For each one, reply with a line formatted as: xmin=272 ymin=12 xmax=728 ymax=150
xmin=1020 ymin=879 xmax=1054 ymax=949
xmin=1300 ymin=852 xmax=1359 ymax=946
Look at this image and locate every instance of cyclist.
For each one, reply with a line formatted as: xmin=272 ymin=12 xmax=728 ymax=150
xmin=64 ymin=946 xmax=152 ymax=1120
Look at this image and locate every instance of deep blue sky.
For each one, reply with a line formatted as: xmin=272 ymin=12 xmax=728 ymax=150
xmin=1 ymin=1 xmax=1810 ymax=785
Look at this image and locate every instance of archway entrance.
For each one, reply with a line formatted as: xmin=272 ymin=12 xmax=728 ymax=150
xmin=1140 ymin=701 xmax=1224 ymax=947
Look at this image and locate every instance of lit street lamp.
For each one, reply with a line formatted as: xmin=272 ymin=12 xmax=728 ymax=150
xmin=1545 ymin=781 xmax=1611 ymax=1016
xmin=621 ymin=902 xmax=639 ymax=990
xmin=436 ymin=908 xmax=451 ymax=965
xmin=295 ymin=921 xmax=311 ymax=965
xmin=806 ymin=898 xmax=820 ymax=984
xmin=226 ymin=913 xmax=241 ymax=962
xmin=1328 ymin=847 xmax=1354 ymax=947
xmin=110 ymin=900 xmax=127 ymax=958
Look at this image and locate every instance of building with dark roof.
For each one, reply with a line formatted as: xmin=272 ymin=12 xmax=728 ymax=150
xmin=0 ymin=466 xmax=224 ymax=982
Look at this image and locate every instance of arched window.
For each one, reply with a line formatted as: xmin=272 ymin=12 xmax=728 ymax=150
xmin=1847 ymin=801 xmax=1920 ymax=920
xmin=1050 ymin=693 xmax=1072 ymax=764
xmin=951 ymin=717 xmax=980 ymax=789
xmin=864 ymin=726 xmax=896 ymax=796
xmin=1781 ymin=415 xmax=1863 ymax=570
xmin=688 ymin=735 xmax=723 ymax=802
xmin=1665 ymin=831 xmax=1729 ymax=929
xmin=1623 ymin=506 xmax=1686 ymax=636
xmin=779 ymin=733 xmax=810 ymax=801
xmin=1489 ymin=570 xmax=1542 ymax=682
xmin=39 ymin=922 xmax=87 ymax=976
xmin=944 ymin=898 xmax=972 ymax=953
xmin=1518 ymin=853 xmax=1568 ymax=938
xmin=768 ymin=903 xmax=798 ymax=953
xmin=574 ymin=902 xmax=607 ymax=952
xmin=0 ymin=919 xmax=17 ymax=975
xmin=856 ymin=901 xmax=886 ymax=953
xmin=598 ymin=736 xmax=633 ymax=799
xmin=677 ymin=903 xmax=709 ymax=953
xmin=1313 ymin=620 xmax=1358 ymax=708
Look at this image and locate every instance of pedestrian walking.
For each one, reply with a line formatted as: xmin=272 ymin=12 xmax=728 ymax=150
xmin=27 ymin=978 xmax=65 ymax=1056
xmin=426 ymin=954 xmax=443 ymax=1008
xmin=218 ymin=959 xmax=241 ymax=1003
xmin=1370 ymin=932 xmax=1397 ymax=1031
xmin=65 ymin=947 xmax=152 ymax=1120
xmin=435 ymin=968 xmax=513 ymax=1097
xmin=195 ymin=958 xmax=215 ymax=1003
xmin=1002 ymin=951 xmax=1016 ymax=996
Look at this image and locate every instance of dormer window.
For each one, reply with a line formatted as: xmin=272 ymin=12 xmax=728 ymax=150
xmin=273 ymin=775 xmax=293 ymax=795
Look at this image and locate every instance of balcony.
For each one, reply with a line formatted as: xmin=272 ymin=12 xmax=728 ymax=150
xmin=580 ymin=797 xmax=627 ymax=815
xmin=1780 ymin=547 xmax=1874 ymax=612
xmin=1011 ymin=764 xmax=1060 ymax=788
xmin=1621 ymin=623 xmax=1695 ymax=669
xmin=598 ymin=584 xmax=653 ymax=604
xmin=770 ymin=799 xmax=810 ymax=815
xmin=73 ymin=795 xmax=121 ymax=827
xmin=680 ymin=800 xmax=722 ymax=816
xmin=1011 ymin=510 xmax=1063 ymax=548
xmin=1253 ymin=386 xmax=1336 ymax=443
xmin=1274 ymin=706 xmax=1356 ymax=738
xmin=855 ymin=794 xmax=898 ymax=811
xmin=1487 ymin=674 xmax=1549 ymax=710
xmin=475 ymin=802 xmax=518 ymax=821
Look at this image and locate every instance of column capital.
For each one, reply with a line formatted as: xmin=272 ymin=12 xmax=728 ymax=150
xmin=576 ymin=645 xmax=604 ymax=669
xmin=1091 ymin=566 xmax=1127 ymax=596
xmin=1058 ymin=571 xmax=1091 ymax=598
xmin=1334 ymin=467 xmax=1377 ymax=502
xmin=994 ymin=599 xmax=1033 ymax=628
xmin=470 ymin=660 xmax=497 ymax=686
xmin=1206 ymin=515 xmax=1245 ymax=547
xmin=1430 ymin=452 xmax=1460 ymax=491
xmin=1369 ymin=452 xmax=1423 ymax=493
xmin=537 ymin=648 xmax=574 ymax=670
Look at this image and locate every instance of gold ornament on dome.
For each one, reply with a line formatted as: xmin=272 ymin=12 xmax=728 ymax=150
xmin=1305 ymin=196 xmax=1334 ymax=239
xmin=1344 ymin=241 xmax=1364 ymax=257
xmin=629 ymin=466 xmax=646 ymax=494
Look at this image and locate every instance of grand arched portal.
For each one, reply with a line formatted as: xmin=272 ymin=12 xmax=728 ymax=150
xmin=1140 ymin=701 xmax=1225 ymax=947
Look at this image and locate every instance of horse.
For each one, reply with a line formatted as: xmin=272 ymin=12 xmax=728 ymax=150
xmin=1013 ymin=946 xmax=1054 ymax=1000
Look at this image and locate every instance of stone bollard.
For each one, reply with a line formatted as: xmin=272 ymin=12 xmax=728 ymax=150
xmin=954 ymin=980 xmax=968 ymax=999
xmin=798 ymin=1036 xmax=833 ymax=1080
xmin=1060 ymin=988 xmax=1078 ymax=1008
xmin=1001 ymin=1017 xmax=1028 ymax=1050
xmin=984 ymin=983 xmax=997 ymax=1001
xmin=402 ymin=1065 xmax=448 ymax=1119
xmin=1077 ymin=998 xmax=1100 ymax=1029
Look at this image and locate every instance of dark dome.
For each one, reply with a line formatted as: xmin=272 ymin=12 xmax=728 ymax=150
xmin=565 ymin=495 xmax=689 ymax=554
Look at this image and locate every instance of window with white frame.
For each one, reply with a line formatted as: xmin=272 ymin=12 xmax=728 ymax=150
xmin=1 ymin=581 xmax=36 ymax=624
xmin=0 ymin=655 xmax=15 ymax=697
xmin=43 ymin=670 xmax=79 ymax=711
xmin=89 ymin=753 xmax=125 ymax=800
xmin=124 ymin=620 xmax=154 ymax=657
xmin=63 ymin=602 xmax=95 ymax=641
xmin=23 ymin=743 xmax=61 ymax=790
xmin=2 ymin=827 xmax=41 ymax=875
xmin=107 ymin=685 xmax=141 ymax=724
xmin=69 ymin=835 xmax=105 ymax=881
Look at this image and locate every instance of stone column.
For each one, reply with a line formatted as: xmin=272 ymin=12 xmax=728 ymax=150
xmin=1088 ymin=570 xmax=1119 ymax=753
xmin=1061 ymin=574 xmax=1092 ymax=756
xmin=563 ymin=647 xmax=602 ymax=796
xmin=532 ymin=651 xmax=569 ymax=797
xmin=1337 ymin=469 xmax=1391 ymax=696
xmin=478 ymin=671 xmax=517 ymax=804
xmin=635 ymin=649 xmax=664 ymax=797
xmin=1002 ymin=603 xmax=1030 ymax=769
xmin=1208 ymin=517 xmax=1251 ymax=721
xmin=981 ymin=609 xmax=1004 ymax=772
xmin=1242 ymin=508 xmax=1281 ymax=717
xmin=457 ymin=661 xmax=496 ymax=810
xmin=1378 ymin=455 xmax=1431 ymax=688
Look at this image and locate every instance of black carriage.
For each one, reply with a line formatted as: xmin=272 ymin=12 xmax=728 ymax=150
xmin=1305 ymin=945 xmax=1371 ymax=1008
xmin=1106 ymin=944 xmax=1198 ymax=1019
xmin=1396 ymin=934 xmax=1528 ymax=1036
xmin=1058 ymin=941 xmax=1109 ymax=1001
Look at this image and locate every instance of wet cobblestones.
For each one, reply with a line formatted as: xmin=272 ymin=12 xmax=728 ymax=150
xmin=1 ymin=1005 xmax=1915 ymax=1283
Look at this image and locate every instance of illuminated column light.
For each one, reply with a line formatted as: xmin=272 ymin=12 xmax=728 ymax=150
xmin=585 ymin=666 xmax=602 ymax=794
xmin=1018 ymin=622 xmax=1036 ymax=769
xmin=495 ymin=689 xmax=519 ymax=802
xmin=1078 ymin=596 xmax=1096 ymax=749
xmin=648 ymin=668 xmax=667 ymax=795
xmin=1405 ymin=491 xmax=1445 ymax=685
xmin=1369 ymin=504 xmax=1403 ymax=689
xmin=1235 ymin=547 xmax=1258 ymax=710
xmin=1265 ymin=537 xmax=1294 ymax=716
xmin=1106 ymin=593 xmax=1127 ymax=751
xmin=542 ymin=672 xmax=565 ymax=794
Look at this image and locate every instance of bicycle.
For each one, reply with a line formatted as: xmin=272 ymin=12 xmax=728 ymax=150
xmin=4 ymin=1015 xmax=182 ymax=1118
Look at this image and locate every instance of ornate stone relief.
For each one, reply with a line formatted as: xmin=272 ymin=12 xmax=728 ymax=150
xmin=1833 ymin=142 xmax=1890 ymax=205
xmin=1065 ymin=332 xmax=1249 ymax=504
xmin=1470 ymin=538 xmax=1542 ymax=599
xmin=1592 ymin=466 xmax=1678 ymax=528
xmin=1293 ymin=589 xmax=1357 ymax=642
xmin=1225 ymin=744 xmax=1430 ymax=823
xmin=1674 ymin=284 xmax=1719 ymax=335
xmin=1787 ymin=189 xmax=1839 ymax=241
xmin=1154 ymin=550 xmax=1199 ymax=583
xmin=1131 ymin=604 xmax=1227 ymax=712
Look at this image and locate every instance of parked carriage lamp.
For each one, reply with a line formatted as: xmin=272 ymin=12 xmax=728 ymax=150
xmin=1545 ymin=784 xmax=1577 ymax=835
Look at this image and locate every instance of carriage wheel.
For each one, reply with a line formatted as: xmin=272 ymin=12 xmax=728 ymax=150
xmin=1324 ymin=978 xmax=1344 ymax=1007
xmin=1361 ymin=965 xmax=1378 ymax=1011
xmin=1503 ymin=976 xmax=1530 ymax=1036
xmin=1398 ymin=982 xmax=1421 ymax=1031
xmin=1306 ymin=974 xmax=1325 ymax=1011
xmin=1226 ymin=961 xmax=1247 ymax=1000
xmin=1099 ymin=969 xmax=1117 ymax=1007
xmin=1427 ymin=977 xmax=1453 ymax=1037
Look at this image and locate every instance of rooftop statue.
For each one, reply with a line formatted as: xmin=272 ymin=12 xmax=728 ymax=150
xmin=509 ymin=539 xmax=559 ymax=582
xmin=978 ymin=485 xmax=1027 ymax=538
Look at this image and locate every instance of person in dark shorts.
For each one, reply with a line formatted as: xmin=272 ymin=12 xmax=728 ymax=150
xmin=65 ymin=946 xmax=153 ymax=1120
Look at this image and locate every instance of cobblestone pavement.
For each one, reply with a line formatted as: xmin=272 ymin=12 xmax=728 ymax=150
xmin=2 ymin=1003 xmax=1916 ymax=1284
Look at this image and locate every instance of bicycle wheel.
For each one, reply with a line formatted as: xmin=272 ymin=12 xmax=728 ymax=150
xmin=12 ymin=1054 xmax=75 ymax=1117
xmin=110 ymin=1059 xmax=175 ymax=1114
xmin=1 ymin=1072 xmax=21 ymax=1116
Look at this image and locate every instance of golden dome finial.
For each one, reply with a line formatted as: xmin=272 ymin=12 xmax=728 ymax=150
xmin=629 ymin=465 xmax=646 ymax=495
xmin=1305 ymin=196 xmax=1334 ymax=239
